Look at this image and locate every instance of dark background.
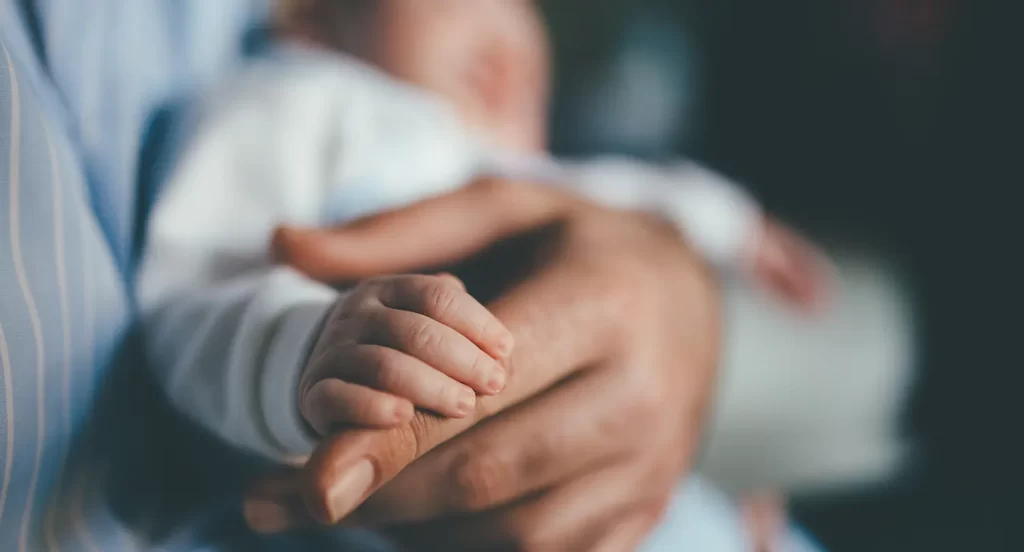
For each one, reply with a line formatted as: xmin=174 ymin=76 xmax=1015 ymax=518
xmin=544 ymin=1 xmax=1024 ymax=550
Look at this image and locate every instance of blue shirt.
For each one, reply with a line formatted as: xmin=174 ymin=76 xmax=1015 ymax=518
xmin=0 ymin=1 xmax=271 ymax=549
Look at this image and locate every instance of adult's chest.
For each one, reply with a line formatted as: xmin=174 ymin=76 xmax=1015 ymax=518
xmin=1 ymin=36 xmax=131 ymax=548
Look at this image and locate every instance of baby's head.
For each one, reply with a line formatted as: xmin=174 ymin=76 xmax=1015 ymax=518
xmin=279 ymin=0 xmax=550 ymax=153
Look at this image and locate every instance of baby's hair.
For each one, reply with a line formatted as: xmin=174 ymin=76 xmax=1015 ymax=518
xmin=274 ymin=0 xmax=376 ymax=50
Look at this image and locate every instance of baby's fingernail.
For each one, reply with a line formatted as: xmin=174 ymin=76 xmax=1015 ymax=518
xmin=496 ymin=334 xmax=514 ymax=357
xmin=487 ymin=367 xmax=507 ymax=394
xmin=457 ymin=388 xmax=476 ymax=416
xmin=326 ymin=459 xmax=376 ymax=522
xmin=392 ymin=400 xmax=414 ymax=423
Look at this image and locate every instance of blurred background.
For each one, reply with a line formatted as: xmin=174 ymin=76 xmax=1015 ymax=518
xmin=541 ymin=0 xmax=1022 ymax=550
xmin=14 ymin=0 xmax=1015 ymax=549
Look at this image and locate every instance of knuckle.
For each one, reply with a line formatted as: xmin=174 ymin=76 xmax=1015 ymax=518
xmin=469 ymin=353 xmax=492 ymax=385
xmin=620 ymin=369 xmax=663 ymax=424
xmin=586 ymin=259 xmax=650 ymax=325
xmin=478 ymin=315 xmax=510 ymax=353
xmin=477 ymin=314 xmax=496 ymax=340
xmin=448 ymin=449 xmax=512 ymax=511
xmin=403 ymin=416 xmax=430 ymax=456
xmin=440 ymin=382 xmax=463 ymax=411
xmin=424 ymin=281 xmax=460 ymax=320
xmin=408 ymin=319 xmax=444 ymax=352
xmin=403 ymin=411 xmax=444 ymax=460
xmin=371 ymin=351 xmax=405 ymax=390
xmin=382 ymin=423 xmax=421 ymax=470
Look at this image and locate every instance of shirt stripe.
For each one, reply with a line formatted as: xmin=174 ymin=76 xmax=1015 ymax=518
xmin=5 ymin=38 xmax=49 ymax=552
xmin=42 ymin=119 xmax=71 ymax=552
xmin=0 ymin=323 xmax=13 ymax=524
xmin=0 ymin=32 xmax=20 ymax=534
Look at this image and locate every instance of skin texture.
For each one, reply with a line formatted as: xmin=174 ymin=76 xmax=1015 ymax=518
xmin=300 ymin=273 xmax=514 ymax=431
xmin=245 ymin=180 xmax=722 ymax=550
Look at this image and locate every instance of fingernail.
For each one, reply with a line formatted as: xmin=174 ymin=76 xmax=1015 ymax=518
xmin=487 ymin=366 xmax=507 ymax=394
xmin=326 ymin=459 xmax=376 ymax=522
xmin=457 ymin=387 xmax=476 ymax=416
xmin=496 ymin=334 xmax=514 ymax=357
xmin=393 ymin=400 xmax=414 ymax=423
xmin=243 ymin=498 xmax=292 ymax=534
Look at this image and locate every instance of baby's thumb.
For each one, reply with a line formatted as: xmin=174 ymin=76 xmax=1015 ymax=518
xmin=241 ymin=428 xmax=407 ymax=533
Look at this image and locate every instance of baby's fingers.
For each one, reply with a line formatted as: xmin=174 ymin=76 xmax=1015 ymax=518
xmin=335 ymin=344 xmax=477 ymax=419
xmin=364 ymin=307 xmax=507 ymax=396
xmin=754 ymin=220 xmax=834 ymax=311
xmin=380 ymin=275 xmax=514 ymax=360
xmin=304 ymin=379 xmax=414 ymax=433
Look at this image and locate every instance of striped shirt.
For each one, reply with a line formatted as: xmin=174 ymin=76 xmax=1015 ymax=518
xmin=0 ymin=1 xmax=272 ymax=549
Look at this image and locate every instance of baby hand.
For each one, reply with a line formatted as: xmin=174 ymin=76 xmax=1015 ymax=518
xmin=298 ymin=273 xmax=513 ymax=435
xmin=748 ymin=217 xmax=834 ymax=311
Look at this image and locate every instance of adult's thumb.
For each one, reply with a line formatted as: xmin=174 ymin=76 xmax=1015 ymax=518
xmin=300 ymin=426 xmax=424 ymax=525
xmin=272 ymin=180 xmax=572 ymax=282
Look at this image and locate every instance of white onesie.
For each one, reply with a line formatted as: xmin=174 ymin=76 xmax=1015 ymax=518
xmin=137 ymin=46 xmax=761 ymax=460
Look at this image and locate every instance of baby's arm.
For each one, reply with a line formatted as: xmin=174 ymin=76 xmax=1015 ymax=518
xmin=299 ymin=273 xmax=511 ymax=434
xmin=138 ymin=56 xmax=484 ymax=460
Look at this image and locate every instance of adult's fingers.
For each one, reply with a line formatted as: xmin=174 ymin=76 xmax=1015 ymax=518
xmin=352 ymin=363 xmax=644 ymax=525
xmin=272 ymin=179 xmax=574 ymax=281
xmin=298 ymin=252 xmax=628 ymax=525
xmin=387 ymin=463 xmax=655 ymax=551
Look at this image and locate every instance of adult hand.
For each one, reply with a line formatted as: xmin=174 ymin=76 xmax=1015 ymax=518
xmin=247 ymin=180 xmax=722 ymax=550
